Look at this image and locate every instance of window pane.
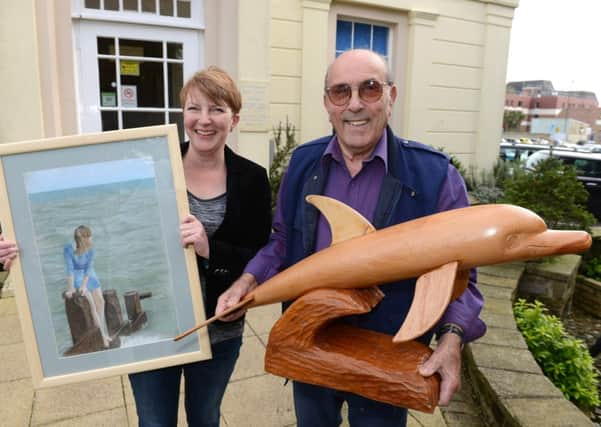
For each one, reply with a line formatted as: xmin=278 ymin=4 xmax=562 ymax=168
xmin=120 ymin=39 xmax=162 ymax=58
xmin=98 ymin=37 xmax=115 ymax=55
xmin=121 ymin=61 xmax=164 ymax=107
xmin=336 ymin=20 xmax=352 ymax=53
xmin=372 ymin=26 xmax=389 ymax=56
xmin=101 ymin=111 xmax=119 ymax=131
xmin=104 ymin=0 xmax=119 ymax=11
xmin=98 ymin=59 xmax=117 ymax=106
xmin=353 ymin=23 xmax=371 ymax=49
xmin=167 ymin=43 xmax=183 ymax=59
xmin=169 ymin=112 xmax=184 ymax=142
xmin=177 ymin=0 xmax=191 ymax=18
xmin=123 ymin=111 xmax=165 ymax=129
xmin=160 ymin=0 xmax=174 ymax=16
xmin=142 ymin=0 xmax=156 ymax=13
xmin=168 ymin=63 xmax=183 ymax=108
xmin=123 ymin=0 xmax=138 ymax=11
xmin=85 ymin=0 xmax=100 ymax=9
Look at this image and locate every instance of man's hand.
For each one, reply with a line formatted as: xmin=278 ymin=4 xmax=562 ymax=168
xmin=180 ymin=215 xmax=209 ymax=258
xmin=418 ymin=332 xmax=462 ymax=406
xmin=215 ymin=273 xmax=257 ymax=321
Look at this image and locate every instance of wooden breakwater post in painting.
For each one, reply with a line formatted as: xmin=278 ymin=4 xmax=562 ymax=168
xmin=63 ymin=289 xmax=152 ymax=356
xmin=124 ymin=290 xmax=152 ymax=333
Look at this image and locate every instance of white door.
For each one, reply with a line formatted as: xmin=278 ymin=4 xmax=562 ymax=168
xmin=74 ymin=20 xmax=202 ymax=141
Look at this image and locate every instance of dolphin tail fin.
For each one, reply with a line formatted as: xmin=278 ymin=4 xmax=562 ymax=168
xmin=392 ymin=261 xmax=459 ymax=343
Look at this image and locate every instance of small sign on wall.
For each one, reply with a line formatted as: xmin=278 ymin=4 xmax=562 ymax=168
xmin=121 ymin=85 xmax=138 ymax=108
xmin=101 ymin=92 xmax=116 ymax=107
xmin=120 ymin=60 xmax=140 ymax=76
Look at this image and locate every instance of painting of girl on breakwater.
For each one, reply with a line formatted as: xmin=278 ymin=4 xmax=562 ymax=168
xmin=24 ymin=157 xmax=179 ymax=357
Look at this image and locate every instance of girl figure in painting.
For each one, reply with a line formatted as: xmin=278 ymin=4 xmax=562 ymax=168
xmin=128 ymin=66 xmax=271 ymax=426
xmin=64 ymin=225 xmax=111 ymax=348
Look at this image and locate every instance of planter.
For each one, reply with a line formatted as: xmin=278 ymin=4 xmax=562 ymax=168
xmin=517 ymin=254 xmax=582 ymax=318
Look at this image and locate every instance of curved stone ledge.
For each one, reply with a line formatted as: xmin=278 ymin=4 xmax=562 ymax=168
xmin=465 ymin=262 xmax=595 ymax=426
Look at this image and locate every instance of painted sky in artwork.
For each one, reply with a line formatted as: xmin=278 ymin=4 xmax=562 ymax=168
xmin=25 ymin=157 xmax=156 ymax=194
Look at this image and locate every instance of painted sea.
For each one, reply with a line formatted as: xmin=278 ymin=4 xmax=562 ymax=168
xmin=27 ymin=178 xmax=179 ymax=357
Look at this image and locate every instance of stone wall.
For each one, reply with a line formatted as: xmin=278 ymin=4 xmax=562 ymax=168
xmin=574 ymin=275 xmax=601 ymax=318
xmin=465 ymin=262 xmax=595 ymax=426
xmin=516 ymin=255 xmax=582 ymax=318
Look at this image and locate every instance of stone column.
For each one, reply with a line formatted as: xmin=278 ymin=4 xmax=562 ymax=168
xmin=300 ymin=0 xmax=332 ymax=143
xmin=403 ymin=10 xmax=439 ymax=142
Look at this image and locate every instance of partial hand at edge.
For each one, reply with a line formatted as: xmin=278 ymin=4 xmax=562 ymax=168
xmin=0 ymin=235 xmax=18 ymax=270
xmin=215 ymin=273 xmax=257 ymax=321
xmin=418 ymin=332 xmax=462 ymax=406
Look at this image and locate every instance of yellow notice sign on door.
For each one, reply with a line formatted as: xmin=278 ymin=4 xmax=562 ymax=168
xmin=121 ymin=60 xmax=140 ymax=76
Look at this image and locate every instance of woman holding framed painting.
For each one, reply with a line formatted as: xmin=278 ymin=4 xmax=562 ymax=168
xmin=127 ymin=66 xmax=272 ymax=427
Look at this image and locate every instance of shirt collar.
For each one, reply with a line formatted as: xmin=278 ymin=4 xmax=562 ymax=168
xmin=322 ymin=132 xmax=388 ymax=172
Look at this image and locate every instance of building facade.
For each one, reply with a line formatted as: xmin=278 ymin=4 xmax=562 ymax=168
xmin=1 ymin=0 xmax=519 ymax=170
xmin=505 ymin=80 xmax=601 ymax=142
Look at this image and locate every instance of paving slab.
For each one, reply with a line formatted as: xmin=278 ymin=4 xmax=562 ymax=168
xmin=480 ymin=311 xmax=518 ymax=330
xmin=0 ymin=313 xmax=23 ymax=344
xmin=479 ymin=283 xmax=515 ymax=300
xmin=481 ymin=297 xmax=514 ymax=316
xmin=407 ymin=407 xmax=447 ymax=427
xmin=441 ymin=411 xmax=485 ymax=427
xmin=230 ymin=334 xmax=267 ymax=381
xmin=31 ymin=376 xmax=125 ymax=425
xmin=0 ymin=296 xmax=18 ymax=316
xmin=477 ymin=367 xmax=564 ymax=399
xmin=0 ymin=342 xmax=32 ymax=381
xmin=245 ymin=304 xmax=280 ymax=336
xmin=36 ymin=407 xmax=128 ymax=427
xmin=469 ymin=343 xmax=543 ymax=374
xmin=479 ymin=263 xmax=525 ymax=280
xmin=503 ymin=397 xmax=595 ymax=426
xmin=478 ymin=274 xmax=520 ymax=290
xmin=221 ymin=373 xmax=295 ymax=427
xmin=0 ymin=378 xmax=33 ymax=426
xmin=477 ymin=326 xmax=528 ymax=349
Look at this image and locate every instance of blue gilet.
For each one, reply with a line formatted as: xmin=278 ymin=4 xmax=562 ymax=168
xmin=281 ymin=126 xmax=449 ymax=344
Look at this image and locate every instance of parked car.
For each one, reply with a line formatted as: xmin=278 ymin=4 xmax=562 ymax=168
xmin=499 ymin=142 xmax=550 ymax=163
xmin=526 ymin=150 xmax=601 ymax=221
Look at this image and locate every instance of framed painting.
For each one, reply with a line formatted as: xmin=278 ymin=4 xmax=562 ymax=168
xmin=0 ymin=124 xmax=211 ymax=388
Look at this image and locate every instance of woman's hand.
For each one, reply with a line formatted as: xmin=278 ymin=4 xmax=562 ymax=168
xmin=0 ymin=235 xmax=18 ymax=270
xmin=180 ymin=214 xmax=209 ymax=259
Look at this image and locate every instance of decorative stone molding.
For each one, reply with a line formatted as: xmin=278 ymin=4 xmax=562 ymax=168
xmin=408 ymin=10 xmax=439 ymax=27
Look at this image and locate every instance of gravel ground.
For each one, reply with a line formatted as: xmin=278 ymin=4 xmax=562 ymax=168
xmin=562 ymin=307 xmax=601 ymax=426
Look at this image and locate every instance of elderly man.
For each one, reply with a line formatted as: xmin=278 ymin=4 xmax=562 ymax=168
xmin=217 ymin=49 xmax=486 ymax=427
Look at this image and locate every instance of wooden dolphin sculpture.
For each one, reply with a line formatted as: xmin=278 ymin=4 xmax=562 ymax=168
xmin=176 ymin=196 xmax=591 ymax=342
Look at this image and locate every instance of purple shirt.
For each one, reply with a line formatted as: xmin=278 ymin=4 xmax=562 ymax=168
xmin=245 ymin=134 xmax=486 ymax=343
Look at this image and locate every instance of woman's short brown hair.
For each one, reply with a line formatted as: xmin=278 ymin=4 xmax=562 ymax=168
xmin=179 ymin=66 xmax=242 ymax=114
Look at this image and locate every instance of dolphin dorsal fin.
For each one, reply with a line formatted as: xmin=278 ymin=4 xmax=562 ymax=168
xmin=306 ymin=195 xmax=375 ymax=245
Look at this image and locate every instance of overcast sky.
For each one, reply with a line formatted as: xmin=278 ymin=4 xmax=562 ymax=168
xmin=506 ymin=0 xmax=601 ymax=99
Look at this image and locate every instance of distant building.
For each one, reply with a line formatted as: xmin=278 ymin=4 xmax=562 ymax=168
xmin=505 ymin=80 xmax=601 ymax=142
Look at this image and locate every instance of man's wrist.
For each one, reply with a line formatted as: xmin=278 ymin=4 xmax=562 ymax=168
xmin=437 ymin=323 xmax=465 ymax=342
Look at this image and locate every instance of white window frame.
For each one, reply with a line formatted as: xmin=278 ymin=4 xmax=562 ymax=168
xmin=73 ymin=20 xmax=203 ymax=133
xmin=71 ymin=0 xmax=204 ymax=29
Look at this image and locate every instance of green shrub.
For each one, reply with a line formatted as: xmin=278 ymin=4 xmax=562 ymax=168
xmin=501 ymin=157 xmax=595 ymax=231
xmin=514 ymin=299 xmax=600 ymax=411
xmin=580 ymin=256 xmax=601 ymax=281
xmin=269 ymin=119 xmax=297 ymax=212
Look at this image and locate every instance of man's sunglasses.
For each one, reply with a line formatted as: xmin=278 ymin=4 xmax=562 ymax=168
xmin=325 ymin=79 xmax=392 ymax=106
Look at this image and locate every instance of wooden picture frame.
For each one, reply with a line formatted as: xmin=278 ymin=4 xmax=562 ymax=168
xmin=0 ymin=124 xmax=210 ymax=388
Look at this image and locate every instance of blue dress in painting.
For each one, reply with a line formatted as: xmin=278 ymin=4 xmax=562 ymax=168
xmin=63 ymin=244 xmax=101 ymax=291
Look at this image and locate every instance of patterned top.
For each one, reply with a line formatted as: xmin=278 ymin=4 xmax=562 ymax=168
xmin=187 ymin=191 xmax=244 ymax=344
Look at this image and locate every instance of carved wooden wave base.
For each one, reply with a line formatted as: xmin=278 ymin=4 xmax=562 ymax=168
xmin=264 ymin=287 xmax=440 ymax=413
